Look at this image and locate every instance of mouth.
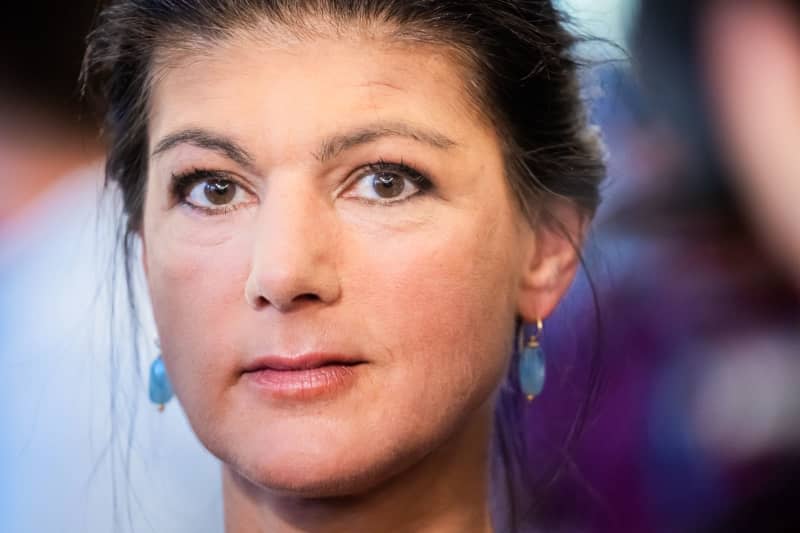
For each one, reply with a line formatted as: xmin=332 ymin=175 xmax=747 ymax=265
xmin=241 ymin=353 xmax=367 ymax=401
xmin=242 ymin=353 xmax=366 ymax=373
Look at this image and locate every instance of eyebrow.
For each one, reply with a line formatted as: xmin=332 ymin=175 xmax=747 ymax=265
xmin=151 ymin=128 xmax=257 ymax=171
xmin=314 ymin=121 xmax=458 ymax=163
xmin=151 ymin=121 xmax=457 ymax=168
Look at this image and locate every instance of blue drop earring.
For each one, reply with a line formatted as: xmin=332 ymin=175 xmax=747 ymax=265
xmin=149 ymin=340 xmax=174 ymax=412
xmin=518 ymin=319 xmax=546 ymax=402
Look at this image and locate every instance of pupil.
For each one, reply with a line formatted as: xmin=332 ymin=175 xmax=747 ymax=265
xmin=372 ymin=174 xmax=404 ymax=198
xmin=204 ymin=180 xmax=234 ymax=205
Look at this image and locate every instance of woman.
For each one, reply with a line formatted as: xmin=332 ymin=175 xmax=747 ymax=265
xmin=83 ymin=1 xmax=604 ymax=531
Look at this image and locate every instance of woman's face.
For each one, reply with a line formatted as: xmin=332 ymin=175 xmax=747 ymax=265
xmin=143 ymin=30 xmax=537 ymax=496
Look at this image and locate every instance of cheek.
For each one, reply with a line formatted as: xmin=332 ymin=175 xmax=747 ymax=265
xmin=349 ymin=208 xmax=519 ymax=407
xmin=144 ymin=215 xmax=252 ymax=398
xmin=141 ymin=186 xmax=522 ymax=493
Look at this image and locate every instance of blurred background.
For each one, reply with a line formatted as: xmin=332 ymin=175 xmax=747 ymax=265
xmin=1 ymin=1 xmax=798 ymax=532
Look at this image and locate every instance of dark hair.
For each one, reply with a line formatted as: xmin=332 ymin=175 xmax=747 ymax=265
xmin=82 ymin=1 xmax=605 ymax=531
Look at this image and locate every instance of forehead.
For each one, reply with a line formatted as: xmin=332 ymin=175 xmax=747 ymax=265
xmin=147 ymin=30 xmax=492 ymax=154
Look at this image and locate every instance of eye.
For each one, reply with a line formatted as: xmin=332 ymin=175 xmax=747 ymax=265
xmin=172 ymin=169 xmax=255 ymax=214
xmin=344 ymin=162 xmax=432 ymax=204
xmin=188 ymin=179 xmax=238 ymax=206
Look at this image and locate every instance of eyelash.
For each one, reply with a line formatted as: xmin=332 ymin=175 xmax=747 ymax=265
xmin=169 ymin=160 xmax=434 ymax=215
xmin=347 ymin=159 xmax=434 ymax=204
xmin=169 ymin=168 xmax=248 ymax=215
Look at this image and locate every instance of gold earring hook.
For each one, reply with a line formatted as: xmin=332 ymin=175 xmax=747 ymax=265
xmin=516 ymin=318 xmax=544 ymax=352
xmin=527 ymin=318 xmax=543 ymax=348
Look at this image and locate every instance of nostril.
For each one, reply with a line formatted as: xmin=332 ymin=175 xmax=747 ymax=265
xmin=245 ymin=262 xmax=340 ymax=310
xmin=294 ymin=293 xmax=321 ymax=303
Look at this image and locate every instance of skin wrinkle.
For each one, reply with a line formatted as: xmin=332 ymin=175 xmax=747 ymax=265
xmin=142 ymin=27 xmax=579 ymax=533
xmin=149 ymin=19 xmax=491 ymax=130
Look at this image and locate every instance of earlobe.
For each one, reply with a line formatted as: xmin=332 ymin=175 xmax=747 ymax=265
xmin=516 ymin=206 xmax=587 ymax=322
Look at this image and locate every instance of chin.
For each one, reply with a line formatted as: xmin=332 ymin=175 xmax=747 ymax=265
xmin=219 ymin=423 xmax=431 ymax=499
xmin=233 ymin=447 xmax=414 ymax=499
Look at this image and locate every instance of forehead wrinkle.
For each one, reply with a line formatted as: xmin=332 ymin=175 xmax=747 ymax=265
xmin=146 ymin=18 xmax=499 ymax=171
xmin=148 ymin=15 xmax=489 ymax=113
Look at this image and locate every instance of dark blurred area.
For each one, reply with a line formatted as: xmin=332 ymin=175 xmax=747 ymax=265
xmin=1 ymin=1 xmax=798 ymax=532
xmin=533 ymin=1 xmax=800 ymax=532
xmin=0 ymin=3 xmax=97 ymax=122
xmin=0 ymin=2 xmax=101 ymax=226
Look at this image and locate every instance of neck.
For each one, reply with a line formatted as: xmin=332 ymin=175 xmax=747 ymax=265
xmin=223 ymin=402 xmax=495 ymax=533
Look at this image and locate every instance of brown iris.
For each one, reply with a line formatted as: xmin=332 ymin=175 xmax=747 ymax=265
xmin=372 ymin=173 xmax=404 ymax=199
xmin=204 ymin=179 xmax=235 ymax=205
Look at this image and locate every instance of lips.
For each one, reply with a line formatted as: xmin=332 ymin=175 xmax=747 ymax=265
xmin=241 ymin=353 xmax=366 ymax=400
xmin=242 ymin=353 xmax=365 ymax=373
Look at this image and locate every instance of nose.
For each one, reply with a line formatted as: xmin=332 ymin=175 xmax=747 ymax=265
xmin=244 ymin=178 xmax=341 ymax=312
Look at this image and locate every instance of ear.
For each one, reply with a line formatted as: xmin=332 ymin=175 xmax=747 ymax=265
xmin=516 ymin=202 xmax=587 ymax=323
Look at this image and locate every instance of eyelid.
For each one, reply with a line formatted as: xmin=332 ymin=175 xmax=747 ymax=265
xmin=168 ymin=160 xmax=433 ymax=213
xmin=170 ymin=168 xmax=251 ymax=195
xmin=170 ymin=168 xmax=257 ymax=214
xmin=340 ymin=160 xmax=434 ymax=204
